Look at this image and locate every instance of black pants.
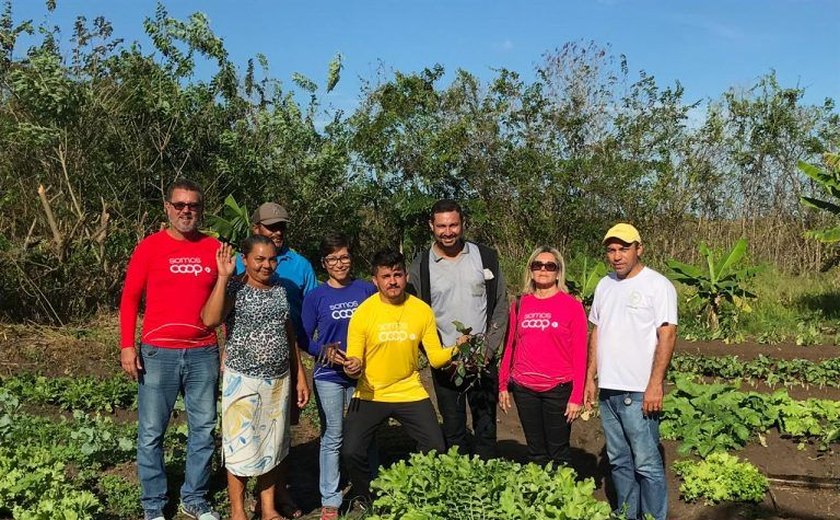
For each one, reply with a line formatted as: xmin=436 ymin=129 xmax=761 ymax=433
xmin=342 ymin=398 xmax=445 ymax=503
xmin=511 ymin=380 xmax=573 ymax=467
xmin=431 ymin=364 xmax=498 ymax=460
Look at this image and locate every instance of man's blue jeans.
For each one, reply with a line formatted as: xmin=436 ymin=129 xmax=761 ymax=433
xmin=599 ymin=389 xmax=667 ymax=520
xmin=137 ymin=344 xmax=219 ymax=514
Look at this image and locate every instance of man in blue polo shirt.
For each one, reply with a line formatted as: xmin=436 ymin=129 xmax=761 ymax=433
xmin=235 ymin=201 xmax=317 ymax=519
xmin=236 ymin=202 xmax=318 ymax=336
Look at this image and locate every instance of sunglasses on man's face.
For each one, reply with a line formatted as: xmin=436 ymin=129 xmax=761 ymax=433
xmin=530 ymin=261 xmax=559 ymax=272
xmin=260 ymin=222 xmax=286 ymax=233
xmin=168 ymin=201 xmax=202 ymax=212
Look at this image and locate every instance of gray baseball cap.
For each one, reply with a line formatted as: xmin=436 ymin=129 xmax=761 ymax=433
xmin=251 ymin=202 xmax=291 ymax=225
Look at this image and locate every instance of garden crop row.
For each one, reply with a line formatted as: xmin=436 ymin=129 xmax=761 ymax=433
xmin=0 ymin=373 xmax=137 ymax=413
xmin=0 ymin=386 xmax=201 ymax=519
xmin=662 ymin=375 xmax=840 ymax=456
xmin=669 ymin=354 xmax=840 ymax=388
xmin=367 ymin=449 xmax=624 ymax=520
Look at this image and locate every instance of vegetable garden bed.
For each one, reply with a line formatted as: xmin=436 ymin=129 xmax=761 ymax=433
xmin=1 ymin=324 xmax=838 ymax=519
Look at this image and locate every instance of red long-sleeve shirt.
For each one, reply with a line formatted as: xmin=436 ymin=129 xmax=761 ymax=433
xmin=119 ymin=230 xmax=220 ymax=349
xmin=498 ymin=291 xmax=588 ymax=405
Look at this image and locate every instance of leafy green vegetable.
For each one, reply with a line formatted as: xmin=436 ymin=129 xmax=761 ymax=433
xmin=662 ymin=375 xmax=840 ymax=455
xmin=450 ymin=320 xmax=491 ymax=387
xmin=0 ymin=445 xmax=102 ymax=519
xmin=669 ymin=353 xmax=840 ymax=388
xmin=368 ymin=448 xmax=618 ymax=520
xmin=673 ymin=453 xmax=768 ymax=504
xmin=0 ymin=373 xmax=137 ymax=413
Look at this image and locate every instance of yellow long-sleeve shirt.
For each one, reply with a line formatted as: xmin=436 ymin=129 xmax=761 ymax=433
xmin=346 ymin=294 xmax=454 ymax=402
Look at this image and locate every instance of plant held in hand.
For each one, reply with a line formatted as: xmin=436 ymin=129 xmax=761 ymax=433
xmin=449 ymin=320 xmax=491 ymax=387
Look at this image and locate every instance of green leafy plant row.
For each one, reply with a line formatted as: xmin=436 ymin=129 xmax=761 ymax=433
xmin=0 ymin=445 xmax=103 ymax=519
xmin=673 ymin=452 xmax=768 ymax=505
xmin=0 ymin=390 xmax=187 ymax=519
xmin=0 ymin=373 xmax=137 ymax=413
xmin=367 ymin=448 xmax=620 ymax=520
xmin=662 ymin=376 xmax=773 ymax=456
xmin=669 ymin=353 xmax=840 ymax=388
xmin=0 ymin=394 xmax=135 ymax=466
xmin=662 ymin=376 xmax=840 ymax=456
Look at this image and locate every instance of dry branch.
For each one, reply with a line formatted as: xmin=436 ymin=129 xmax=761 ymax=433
xmin=37 ymin=184 xmax=64 ymax=261
xmin=57 ymin=141 xmax=84 ymax=220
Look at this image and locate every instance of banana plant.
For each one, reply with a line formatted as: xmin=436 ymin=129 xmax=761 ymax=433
xmin=205 ymin=195 xmax=250 ymax=249
xmin=566 ymin=254 xmax=608 ymax=308
xmin=667 ymin=238 xmax=758 ymax=331
xmin=799 ymin=152 xmax=840 ymax=243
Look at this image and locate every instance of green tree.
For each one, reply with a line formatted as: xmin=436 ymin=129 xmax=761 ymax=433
xmin=0 ymin=2 xmax=351 ymax=322
xmin=799 ymin=151 xmax=840 ymax=243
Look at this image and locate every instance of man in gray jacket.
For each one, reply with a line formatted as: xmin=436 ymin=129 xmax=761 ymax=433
xmin=408 ymin=199 xmax=507 ymax=460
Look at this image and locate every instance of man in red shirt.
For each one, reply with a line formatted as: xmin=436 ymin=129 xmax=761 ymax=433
xmin=120 ymin=179 xmax=221 ymax=520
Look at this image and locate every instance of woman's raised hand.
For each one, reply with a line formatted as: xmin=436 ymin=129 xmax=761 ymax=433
xmin=216 ymin=242 xmax=235 ymax=278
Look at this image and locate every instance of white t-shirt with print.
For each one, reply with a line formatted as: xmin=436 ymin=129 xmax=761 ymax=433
xmin=588 ymin=266 xmax=678 ymax=392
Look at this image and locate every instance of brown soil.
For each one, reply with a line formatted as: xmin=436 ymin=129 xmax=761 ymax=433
xmin=678 ymin=339 xmax=839 ymax=362
xmin=0 ymin=322 xmax=119 ymax=378
xmin=3 ymin=321 xmax=839 ymax=519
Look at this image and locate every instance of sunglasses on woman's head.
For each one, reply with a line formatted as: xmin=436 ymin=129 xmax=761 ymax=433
xmin=530 ymin=261 xmax=559 ymax=272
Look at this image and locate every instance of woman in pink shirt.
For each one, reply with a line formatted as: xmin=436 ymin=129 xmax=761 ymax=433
xmin=498 ymin=246 xmax=588 ymax=468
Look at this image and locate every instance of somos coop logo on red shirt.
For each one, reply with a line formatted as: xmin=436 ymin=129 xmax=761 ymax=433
xmin=169 ymin=256 xmax=211 ymax=276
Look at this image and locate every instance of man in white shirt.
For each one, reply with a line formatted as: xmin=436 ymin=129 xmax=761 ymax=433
xmin=584 ymin=223 xmax=677 ymax=520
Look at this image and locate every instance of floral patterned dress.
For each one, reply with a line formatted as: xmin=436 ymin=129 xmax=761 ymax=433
xmin=221 ymin=278 xmax=292 ymax=477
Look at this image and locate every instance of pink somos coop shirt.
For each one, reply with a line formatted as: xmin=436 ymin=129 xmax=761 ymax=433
xmin=498 ymin=291 xmax=588 ymax=405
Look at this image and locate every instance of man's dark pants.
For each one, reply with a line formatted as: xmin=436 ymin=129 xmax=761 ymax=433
xmin=342 ymin=398 xmax=445 ymax=503
xmin=431 ymin=364 xmax=498 ymax=460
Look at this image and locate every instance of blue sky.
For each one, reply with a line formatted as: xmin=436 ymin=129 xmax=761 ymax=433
xmin=13 ymin=1 xmax=839 ymax=113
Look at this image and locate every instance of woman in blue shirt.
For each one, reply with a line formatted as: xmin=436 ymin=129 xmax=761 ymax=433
xmin=301 ymin=233 xmax=376 ymax=520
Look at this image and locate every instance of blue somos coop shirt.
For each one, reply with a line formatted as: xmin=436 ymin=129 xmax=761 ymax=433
xmin=235 ymin=246 xmax=318 ymax=342
xmin=301 ymin=278 xmax=377 ymax=385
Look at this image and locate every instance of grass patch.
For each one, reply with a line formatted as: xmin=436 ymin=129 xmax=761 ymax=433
xmin=675 ymin=267 xmax=840 ymax=344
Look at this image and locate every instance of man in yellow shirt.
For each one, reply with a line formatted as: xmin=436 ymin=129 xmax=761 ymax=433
xmin=341 ymin=250 xmax=454 ymax=505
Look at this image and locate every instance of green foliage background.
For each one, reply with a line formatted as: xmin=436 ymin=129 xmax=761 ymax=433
xmin=0 ymin=2 xmax=838 ymax=324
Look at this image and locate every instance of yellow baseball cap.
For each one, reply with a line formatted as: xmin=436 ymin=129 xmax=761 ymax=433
xmin=603 ymin=223 xmax=641 ymax=244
